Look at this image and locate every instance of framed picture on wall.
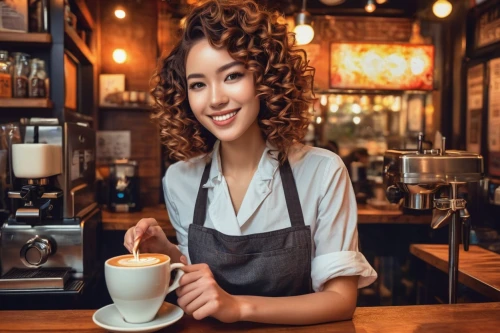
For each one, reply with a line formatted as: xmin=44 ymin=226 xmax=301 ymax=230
xmin=488 ymin=58 xmax=500 ymax=176
xmin=99 ymin=74 xmax=125 ymax=106
xmin=466 ymin=63 xmax=485 ymax=154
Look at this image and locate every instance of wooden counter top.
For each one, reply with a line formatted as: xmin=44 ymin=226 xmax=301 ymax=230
xmin=410 ymin=244 xmax=500 ymax=301
xmin=101 ymin=204 xmax=431 ymax=237
xmin=0 ymin=302 xmax=498 ymax=332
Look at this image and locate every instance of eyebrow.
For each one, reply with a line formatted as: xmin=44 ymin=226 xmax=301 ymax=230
xmin=186 ymin=61 xmax=242 ymax=80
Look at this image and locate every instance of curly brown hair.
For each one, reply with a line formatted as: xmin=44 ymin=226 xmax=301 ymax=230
xmin=151 ymin=0 xmax=315 ymax=163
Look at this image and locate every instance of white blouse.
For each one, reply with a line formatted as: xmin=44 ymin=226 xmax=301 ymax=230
xmin=163 ymin=141 xmax=377 ymax=292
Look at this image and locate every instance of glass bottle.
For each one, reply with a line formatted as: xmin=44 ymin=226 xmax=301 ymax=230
xmin=12 ymin=53 xmax=31 ymax=98
xmin=0 ymin=51 xmax=12 ymax=98
xmin=28 ymin=59 xmax=47 ymax=98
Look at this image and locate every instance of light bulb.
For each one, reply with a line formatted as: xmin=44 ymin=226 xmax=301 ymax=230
xmin=114 ymin=9 xmax=126 ymax=19
xmin=293 ymin=24 xmax=314 ymax=45
xmin=365 ymin=1 xmax=376 ymax=13
xmin=113 ymin=49 xmax=127 ymax=64
xmin=432 ymin=0 xmax=452 ymax=18
xmin=375 ymin=0 xmax=387 ymax=3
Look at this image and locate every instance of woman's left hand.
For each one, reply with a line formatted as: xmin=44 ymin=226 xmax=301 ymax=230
xmin=176 ymin=259 xmax=242 ymax=323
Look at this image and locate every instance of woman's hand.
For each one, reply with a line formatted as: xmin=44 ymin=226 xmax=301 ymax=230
xmin=124 ymin=218 xmax=172 ymax=255
xmin=176 ymin=263 xmax=242 ymax=323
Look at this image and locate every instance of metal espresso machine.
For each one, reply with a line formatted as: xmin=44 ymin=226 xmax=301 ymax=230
xmin=0 ymin=121 xmax=101 ymax=309
xmin=384 ymin=133 xmax=484 ymax=304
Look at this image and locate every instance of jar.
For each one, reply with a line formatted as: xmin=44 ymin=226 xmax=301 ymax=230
xmin=28 ymin=58 xmax=47 ymax=98
xmin=0 ymin=51 xmax=12 ymax=98
xmin=12 ymin=53 xmax=31 ymax=98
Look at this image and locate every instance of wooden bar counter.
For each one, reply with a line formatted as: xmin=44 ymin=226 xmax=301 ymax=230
xmin=101 ymin=204 xmax=432 ymax=238
xmin=410 ymin=244 xmax=500 ymax=301
xmin=0 ymin=302 xmax=498 ymax=332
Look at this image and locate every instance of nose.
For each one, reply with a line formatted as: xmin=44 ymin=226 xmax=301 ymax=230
xmin=209 ymin=84 xmax=229 ymax=110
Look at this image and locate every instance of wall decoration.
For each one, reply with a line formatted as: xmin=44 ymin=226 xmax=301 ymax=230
xmin=99 ymin=74 xmax=125 ymax=106
xmin=489 ymin=58 xmax=500 ymax=176
xmin=466 ymin=64 xmax=484 ymax=154
xmin=330 ymin=43 xmax=434 ymax=90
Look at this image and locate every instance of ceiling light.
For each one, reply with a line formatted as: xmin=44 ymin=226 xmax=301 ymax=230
xmin=114 ymin=9 xmax=126 ymax=19
xmin=319 ymin=0 xmax=345 ymax=5
xmin=112 ymin=49 xmax=127 ymax=64
xmin=365 ymin=0 xmax=376 ymax=13
xmin=293 ymin=0 xmax=315 ymax=45
xmin=432 ymin=0 xmax=452 ymax=18
xmin=375 ymin=0 xmax=387 ymax=4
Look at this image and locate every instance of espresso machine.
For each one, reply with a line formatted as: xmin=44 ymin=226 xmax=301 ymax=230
xmin=384 ymin=133 xmax=483 ymax=304
xmin=0 ymin=121 xmax=101 ymax=309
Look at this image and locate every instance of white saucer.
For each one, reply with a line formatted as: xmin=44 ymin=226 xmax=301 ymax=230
xmin=92 ymin=302 xmax=184 ymax=333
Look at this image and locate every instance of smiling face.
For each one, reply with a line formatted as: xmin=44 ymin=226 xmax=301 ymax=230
xmin=185 ymin=38 xmax=261 ymax=143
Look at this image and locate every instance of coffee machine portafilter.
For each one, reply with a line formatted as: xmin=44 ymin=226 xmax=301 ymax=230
xmin=383 ymin=133 xmax=483 ymax=304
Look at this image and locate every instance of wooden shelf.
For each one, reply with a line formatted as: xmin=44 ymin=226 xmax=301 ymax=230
xmin=0 ymin=32 xmax=51 ymax=44
xmin=99 ymin=105 xmax=152 ymax=111
xmin=72 ymin=0 xmax=95 ymax=30
xmin=64 ymin=24 xmax=95 ymax=65
xmin=0 ymin=98 xmax=53 ymax=108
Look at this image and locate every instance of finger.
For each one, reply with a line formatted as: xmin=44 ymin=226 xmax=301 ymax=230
xmin=180 ymin=255 xmax=188 ymax=265
xmin=192 ymin=299 xmax=218 ymax=321
xmin=179 ymin=270 xmax=206 ymax=287
xmin=177 ymin=287 xmax=204 ymax=312
xmin=184 ymin=292 xmax=211 ymax=317
xmin=176 ymin=278 xmax=201 ymax=297
xmin=123 ymin=228 xmax=135 ymax=252
xmin=134 ymin=218 xmax=158 ymax=240
xmin=180 ymin=263 xmax=212 ymax=274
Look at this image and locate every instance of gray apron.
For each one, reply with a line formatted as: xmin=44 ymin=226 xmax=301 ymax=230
xmin=188 ymin=158 xmax=313 ymax=297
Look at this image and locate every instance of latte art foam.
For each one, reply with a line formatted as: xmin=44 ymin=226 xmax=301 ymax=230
xmin=117 ymin=257 xmax=161 ymax=267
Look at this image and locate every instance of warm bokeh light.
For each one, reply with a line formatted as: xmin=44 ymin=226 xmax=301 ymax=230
xmin=293 ymin=24 xmax=314 ymax=45
xmin=112 ymin=49 xmax=127 ymax=64
xmin=330 ymin=43 xmax=435 ymax=90
xmin=353 ymin=116 xmax=361 ymax=125
xmin=316 ymin=117 xmax=322 ymax=124
xmin=432 ymin=0 xmax=452 ymax=18
xmin=365 ymin=1 xmax=376 ymax=13
xmin=114 ymin=9 xmax=126 ymax=19
xmin=375 ymin=0 xmax=387 ymax=3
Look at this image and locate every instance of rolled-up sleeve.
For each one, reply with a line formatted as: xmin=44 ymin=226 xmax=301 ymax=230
xmin=311 ymin=158 xmax=377 ymax=291
xmin=162 ymin=170 xmax=189 ymax=258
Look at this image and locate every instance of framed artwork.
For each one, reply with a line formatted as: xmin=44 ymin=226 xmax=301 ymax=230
xmin=466 ymin=64 xmax=485 ymax=154
xmin=329 ymin=43 xmax=434 ymax=91
xmin=99 ymin=74 xmax=125 ymax=106
xmin=0 ymin=0 xmax=28 ymax=32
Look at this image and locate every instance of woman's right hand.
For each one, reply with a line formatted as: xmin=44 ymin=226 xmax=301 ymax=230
xmin=124 ymin=218 xmax=171 ymax=255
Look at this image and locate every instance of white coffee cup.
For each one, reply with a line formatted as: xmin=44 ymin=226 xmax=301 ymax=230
xmin=105 ymin=253 xmax=184 ymax=323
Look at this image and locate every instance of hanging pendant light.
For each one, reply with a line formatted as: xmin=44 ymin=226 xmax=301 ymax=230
xmin=365 ymin=0 xmax=376 ymax=13
xmin=293 ymin=0 xmax=315 ymax=45
xmin=432 ymin=0 xmax=452 ymax=18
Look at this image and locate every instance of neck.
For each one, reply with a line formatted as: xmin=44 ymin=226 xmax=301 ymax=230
xmin=219 ymin=121 xmax=266 ymax=177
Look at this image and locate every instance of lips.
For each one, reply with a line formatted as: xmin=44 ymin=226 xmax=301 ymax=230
xmin=209 ymin=108 xmax=240 ymax=126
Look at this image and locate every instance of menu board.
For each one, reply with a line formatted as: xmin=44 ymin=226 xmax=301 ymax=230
xmin=489 ymin=58 xmax=500 ymax=176
xmin=477 ymin=6 xmax=500 ymax=49
xmin=466 ymin=64 xmax=484 ymax=154
xmin=329 ymin=43 xmax=434 ymax=91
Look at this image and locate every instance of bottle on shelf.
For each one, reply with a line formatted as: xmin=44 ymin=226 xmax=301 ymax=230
xmin=28 ymin=58 xmax=47 ymax=98
xmin=12 ymin=53 xmax=31 ymax=98
xmin=0 ymin=51 xmax=12 ymax=98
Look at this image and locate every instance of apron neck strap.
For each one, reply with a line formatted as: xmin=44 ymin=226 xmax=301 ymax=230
xmin=279 ymin=158 xmax=306 ymax=228
xmin=192 ymin=156 xmax=306 ymax=228
xmin=193 ymin=162 xmax=211 ymax=226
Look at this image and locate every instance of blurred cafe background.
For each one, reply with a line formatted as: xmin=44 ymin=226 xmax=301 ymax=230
xmin=0 ymin=0 xmax=499 ymax=311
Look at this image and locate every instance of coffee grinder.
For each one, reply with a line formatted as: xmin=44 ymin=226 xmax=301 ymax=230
xmin=0 ymin=121 xmax=101 ymax=309
xmin=383 ymin=133 xmax=484 ymax=304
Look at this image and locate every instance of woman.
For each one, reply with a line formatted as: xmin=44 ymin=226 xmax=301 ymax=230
xmin=124 ymin=0 xmax=376 ymax=325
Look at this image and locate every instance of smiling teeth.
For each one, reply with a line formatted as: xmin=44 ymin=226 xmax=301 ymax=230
xmin=213 ymin=111 xmax=237 ymax=122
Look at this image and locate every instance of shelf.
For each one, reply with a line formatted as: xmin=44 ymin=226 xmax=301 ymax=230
xmin=64 ymin=24 xmax=95 ymax=65
xmin=72 ymin=0 xmax=95 ymax=30
xmin=99 ymin=105 xmax=153 ymax=111
xmin=0 ymin=98 xmax=53 ymax=108
xmin=0 ymin=32 xmax=51 ymax=44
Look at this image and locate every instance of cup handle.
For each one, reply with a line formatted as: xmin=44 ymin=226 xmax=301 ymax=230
xmin=167 ymin=263 xmax=185 ymax=294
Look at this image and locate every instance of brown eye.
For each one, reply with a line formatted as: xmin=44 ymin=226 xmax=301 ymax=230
xmin=225 ymin=72 xmax=243 ymax=81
